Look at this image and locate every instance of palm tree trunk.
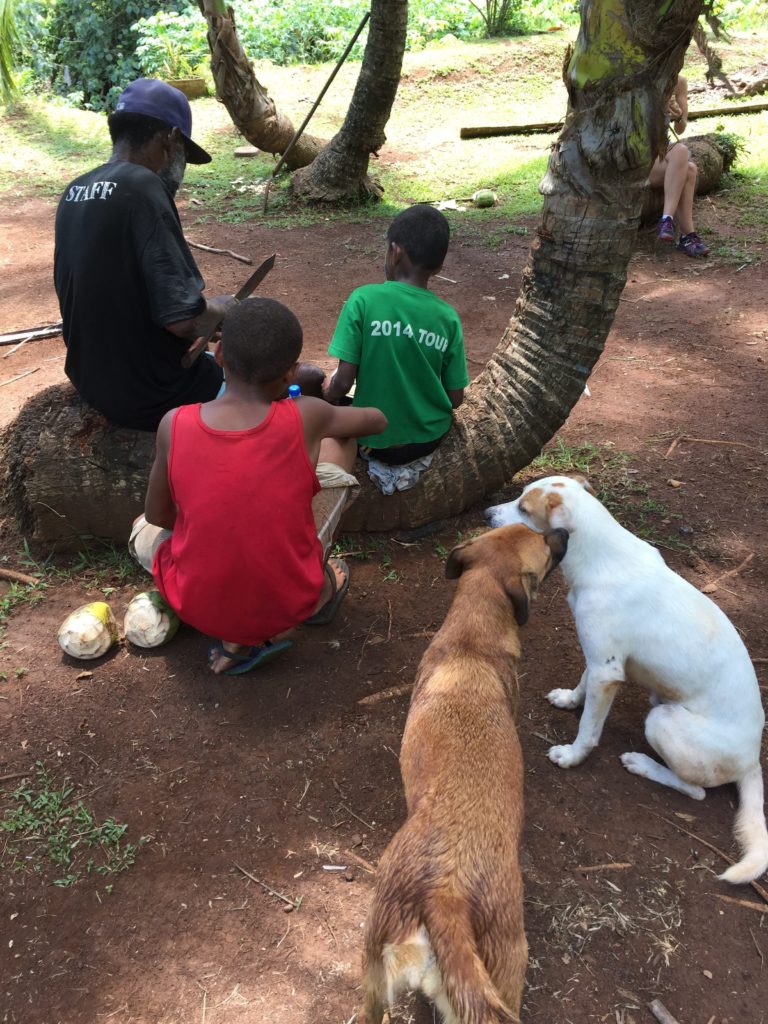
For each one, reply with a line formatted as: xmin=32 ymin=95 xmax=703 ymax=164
xmin=344 ymin=0 xmax=704 ymax=532
xmin=291 ymin=0 xmax=408 ymax=202
xmin=196 ymin=0 xmax=323 ymax=168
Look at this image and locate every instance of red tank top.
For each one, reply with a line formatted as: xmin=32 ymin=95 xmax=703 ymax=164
xmin=153 ymin=400 xmax=323 ymax=646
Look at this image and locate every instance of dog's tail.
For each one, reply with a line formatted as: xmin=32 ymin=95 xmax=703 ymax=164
xmin=424 ymin=891 xmax=523 ymax=1024
xmin=719 ymin=765 xmax=768 ymax=885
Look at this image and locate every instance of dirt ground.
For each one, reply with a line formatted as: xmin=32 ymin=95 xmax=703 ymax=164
xmin=0 ymin=184 xmax=766 ymax=1024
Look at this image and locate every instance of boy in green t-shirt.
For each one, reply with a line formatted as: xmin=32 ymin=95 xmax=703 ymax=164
xmin=325 ymin=205 xmax=469 ymax=466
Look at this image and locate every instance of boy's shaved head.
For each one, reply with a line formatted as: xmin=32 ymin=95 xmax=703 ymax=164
xmin=387 ymin=204 xmax=450 ymax=270
xmin=222 ymin=297 xmax=303 ymax=384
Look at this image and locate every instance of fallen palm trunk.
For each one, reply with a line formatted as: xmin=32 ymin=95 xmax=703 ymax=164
xmin=460 ymin=100 xmax=768 ymax=138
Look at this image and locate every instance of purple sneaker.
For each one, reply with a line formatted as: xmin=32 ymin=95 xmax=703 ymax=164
xmin=656 ymin=215 xmax=675 ymax=242
xmin=677 ymin=232 xmax=710 ymax=257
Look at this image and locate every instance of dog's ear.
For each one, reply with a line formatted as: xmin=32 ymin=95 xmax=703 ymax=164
xmin=544 ymin=527 xmax=569 ymax=565
xmin=505 ymin=572 xmax=538 ymax=626
xmin=572 ymin=474 xmax=596 ymax=496
xmin=445 ymin=540 xmax=473 ymax=579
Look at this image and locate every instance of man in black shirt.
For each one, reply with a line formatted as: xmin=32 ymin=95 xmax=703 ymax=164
xmin=54 ymin=78 xmax=232 ymax=431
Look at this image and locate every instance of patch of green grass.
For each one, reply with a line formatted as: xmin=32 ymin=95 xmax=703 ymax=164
xmin=378 ymin=552 xmax=402 ymax=583
xmin=1 ymin=762 xmax=147 ymax=888
xmin=529 ymin=439 xmax=627 ymax=478
xmin=523 ymin=440 xmax=693 ymax=552
xmin=0 ymin=552 xmax=47 ymax=638
xmin=65 ymin=543 xmax=145 ymax=585
xmin=331 ymin=534 xmax=388 ymax=561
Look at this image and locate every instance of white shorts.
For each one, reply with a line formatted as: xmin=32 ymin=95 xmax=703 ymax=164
xmin=129 ymin=462 xmax=359 ymax=572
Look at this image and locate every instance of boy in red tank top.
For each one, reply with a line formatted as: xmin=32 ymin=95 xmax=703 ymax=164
xmin=139 ymin=297 xmax=387 ymax=675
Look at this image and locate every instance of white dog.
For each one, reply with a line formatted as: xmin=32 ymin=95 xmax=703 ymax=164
xmin=488 ymin=475 xmax=768 ymax=885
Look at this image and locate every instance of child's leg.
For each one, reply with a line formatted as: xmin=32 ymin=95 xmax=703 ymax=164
xmin=128 ymin=514 xmax=172 ymax=573
xmin=660 ymin=143 xmax=690 ymax=219
xmin=318 ymin=436 xmax=357 ymax=473
xmin=675 ymin=160 xmax=698 ymax=235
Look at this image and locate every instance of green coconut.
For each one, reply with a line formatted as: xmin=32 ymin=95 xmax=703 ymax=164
xmin=58 ymin=601 xmax=118 ymax=660
xmin=124 ymin=591 xmax=180 ymax=649
xmin=472 ymin=189 xmax=497 ymax=208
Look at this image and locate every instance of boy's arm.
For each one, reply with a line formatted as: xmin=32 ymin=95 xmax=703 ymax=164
xmin=446 ymin=387 xmax=464 ymax=409
xmin=324 ymin=360 xmax=358 ymax=402
xmin=298 ymin=398 xmax=386 ymax=462
xmin=144 ymin=410 xmax=177 ymax=530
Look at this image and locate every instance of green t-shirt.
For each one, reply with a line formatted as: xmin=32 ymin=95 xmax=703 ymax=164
xmin=328 ymin=281 xmax=469 ymax=448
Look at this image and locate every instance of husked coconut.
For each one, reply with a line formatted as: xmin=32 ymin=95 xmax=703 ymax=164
xmin=124 ymin=591 xmax=180 ymax=649
xmin=58 ymin=602 xmax=118 ymax=660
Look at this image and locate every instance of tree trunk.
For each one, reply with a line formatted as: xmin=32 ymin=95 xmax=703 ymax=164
xmin=640 ymin=132 xmax=736 ymax=224
xmin=197 ymin=0 xmax=323 ymax=169
xmin=344 ymin=0 xmax=704 ymax=532
xmin=291 ymin=0 xmax=408 ymax=202
xmin=1 ymin=383 xmax=155 ymax=550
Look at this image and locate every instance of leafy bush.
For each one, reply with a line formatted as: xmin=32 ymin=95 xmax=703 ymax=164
xmin=133 ymin=9 xmax=210 ymax=79
xmin=42 ymin=0 xmax=176 ymax=110
xmin=133 ymin=0 xmax=486 ymax=73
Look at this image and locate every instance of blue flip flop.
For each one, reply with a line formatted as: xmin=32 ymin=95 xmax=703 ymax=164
xmin=208 ymin=638 xmax=293 ymax=676
xmin=304 ymin=558 xmax=350 ymax=626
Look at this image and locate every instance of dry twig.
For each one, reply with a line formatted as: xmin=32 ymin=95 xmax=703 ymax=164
xmin=358 ymin=683 xmax=413 ymax=706
xmin=648 ymin=998 xmax=681 ymax=1024
xmin=0 ymin=367 xmax=39 ymax=387
xmin=0 ymin=567 xmax=38 ymax=586
xmin=643 ymin=807 xmax=768 ymax=905
xmin=233 ymin=862 xmax=299 ymax=910
xmin=339 ymin=803 xmax=375 ymax=831
xmin=664 ymin=434 xmax=766 ymax=458
xmin=702 ymin=552 xmax=755 ymax=592
xmin=713 ymin=893 xmax=768 ymax=914
xmin=186 ymin=240 xmax=252 ymax=264
xmin=344 ymin=848 xmax=377 ymax=875
xmin=749 ymin=927 xmax=764 ymax=968
xmin=577 ymin=862 xmax=634 ymax=873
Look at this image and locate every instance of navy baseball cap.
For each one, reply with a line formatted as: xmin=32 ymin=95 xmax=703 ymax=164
xmin=114 ymin=78 xmax=212 ymax=164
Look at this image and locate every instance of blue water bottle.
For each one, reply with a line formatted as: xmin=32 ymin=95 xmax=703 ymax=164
xmin=288 ymin=384 xmax=301 ymax=399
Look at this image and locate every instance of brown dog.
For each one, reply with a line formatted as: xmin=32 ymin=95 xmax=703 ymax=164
xmin=359 ymin=524 xmax=568 ymax=1024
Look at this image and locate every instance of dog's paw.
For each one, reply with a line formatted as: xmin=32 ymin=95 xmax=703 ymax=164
xmin=620 ymin=752 xmax=648 ymax=776
xmin=547 ymin=687 xmax=583 ymax=710
xmin=548 ymin=743 xmax=587 ymax=768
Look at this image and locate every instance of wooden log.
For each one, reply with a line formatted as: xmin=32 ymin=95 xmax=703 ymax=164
xmin=1 ymin=382 xmax=155 ymax=551
xmin=459 ymin=101 xmax=768 ymax=139
xmin=460 ymin=121 xmax=564 ymax=138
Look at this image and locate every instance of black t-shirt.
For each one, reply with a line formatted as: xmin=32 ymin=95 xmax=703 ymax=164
xmin=54 ymin=160 xmax=223 ymax=431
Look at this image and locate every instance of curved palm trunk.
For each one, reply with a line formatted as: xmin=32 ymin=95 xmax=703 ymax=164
xmin=197 ymin=0 xmax=323 ymax=168
xmin=344 ymin=0 xmax=704 ymax=532
xmin=291 ymin=0 xmax=408 ymax=202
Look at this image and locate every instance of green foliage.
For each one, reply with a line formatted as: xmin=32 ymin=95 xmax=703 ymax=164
xmin=706 ymin=0 xmax=768 ymax=31
xmin=133 ymin=8 xmax=210 ymax=79
xmin=27 ymin=0 xmax=174 ymax=110
xmin=1 ymin=0 xmax=19 ymax=99
xmin=1 ymin=762 xmax=147 ymax=887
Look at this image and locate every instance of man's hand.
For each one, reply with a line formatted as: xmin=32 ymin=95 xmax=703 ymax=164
xmin=181 ymin=333 xmax=215 ymax=368
xmin=179 ymin=294 xmax=237 ymax=369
